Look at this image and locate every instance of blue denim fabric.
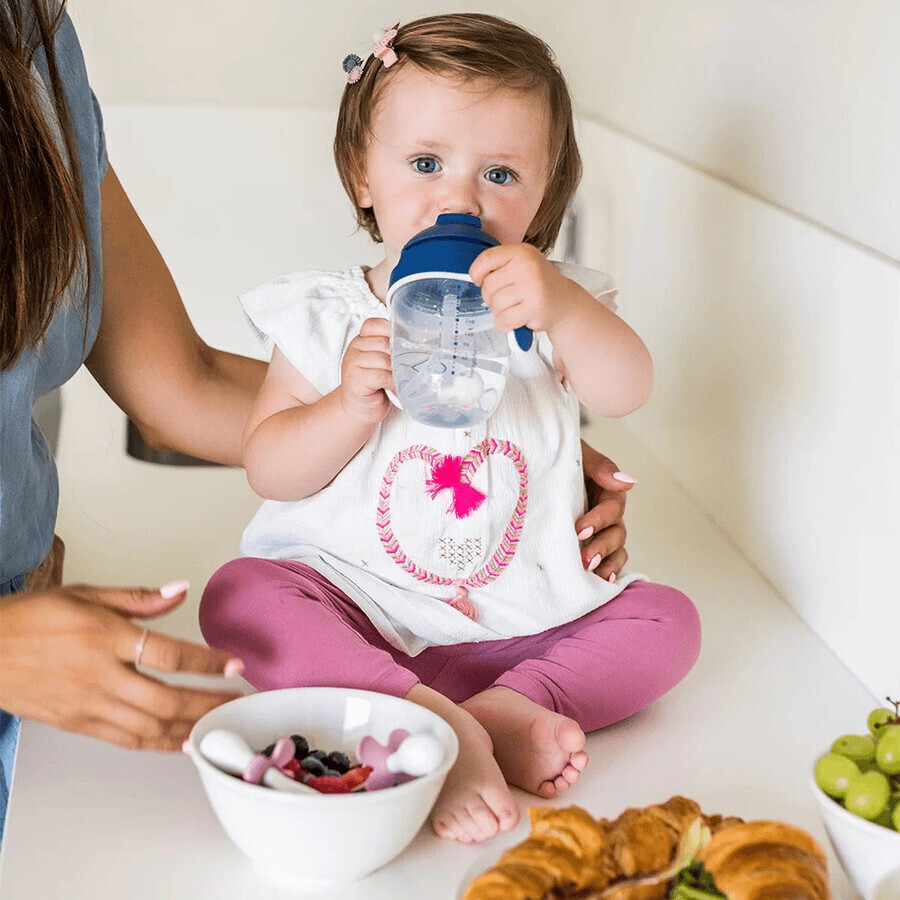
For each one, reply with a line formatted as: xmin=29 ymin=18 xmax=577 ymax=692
xmin=0 ymin=574 xmax=25 ymax=848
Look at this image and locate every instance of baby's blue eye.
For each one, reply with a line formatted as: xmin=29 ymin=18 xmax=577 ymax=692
xmin=486 ymin=168 xmax=514 ymax=185
xmin=414 ymin=157 xmax=440 ymax=174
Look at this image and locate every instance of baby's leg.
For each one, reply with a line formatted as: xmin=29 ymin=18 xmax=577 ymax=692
xmin=200 ymin=558 xmax=518 ymax=842
xmin=461 ymin=582 xmax=701 ymax=797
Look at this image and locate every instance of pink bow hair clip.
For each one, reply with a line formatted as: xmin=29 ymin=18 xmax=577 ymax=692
xmin=373 ymin=21 xmax=400 ymax=68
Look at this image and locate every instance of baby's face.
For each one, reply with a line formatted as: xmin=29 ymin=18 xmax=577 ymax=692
xmin=356 ymin=65 xmax=551 ymax=266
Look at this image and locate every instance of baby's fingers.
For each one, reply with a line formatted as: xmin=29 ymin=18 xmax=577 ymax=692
xmin=359 ymin=316 xmax=390 ymax=337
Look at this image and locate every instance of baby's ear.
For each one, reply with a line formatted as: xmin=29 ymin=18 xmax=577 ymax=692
xmin=353 ymin=172 xmax=373 ymax=210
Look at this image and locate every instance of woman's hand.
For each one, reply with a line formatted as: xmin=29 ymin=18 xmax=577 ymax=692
xmin=0 ymin=582 xmax=242 ymax=751
xmin=577 ymin=442 xmax=636 ymax=582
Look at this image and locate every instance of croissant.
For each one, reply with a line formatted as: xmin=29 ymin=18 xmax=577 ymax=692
xmin=462 ymin=798 xmax=830 ymax=900
xmin=698 ymin=820 xmax=829 ymax=900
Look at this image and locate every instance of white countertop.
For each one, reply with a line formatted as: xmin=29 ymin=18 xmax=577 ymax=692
xmin=0 ymin=424 xmax=870 ymax=898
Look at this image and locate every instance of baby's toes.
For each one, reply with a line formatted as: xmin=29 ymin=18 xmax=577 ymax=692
xmin=553 ymin=773 xmax=572 ymax=793
xmin=432 ymin=814 xmax=457 ymax=841
xmin=466 ymin=799 xmax=500 ymax=841
xmin=482 ymin=786 xmax=520 ymax=832
xmin=561 ymin=762 xmax=581 ymax=784
xmin=570 ymin=749 xmax=589 ymax=771
xmin=537 ymin=779 xmax=557 ymax=799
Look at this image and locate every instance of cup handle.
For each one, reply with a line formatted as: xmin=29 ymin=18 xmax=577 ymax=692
xmin=512 ymin=327 xmax=533 ymax=352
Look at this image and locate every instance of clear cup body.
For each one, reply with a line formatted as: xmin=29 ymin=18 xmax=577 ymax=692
xmin=390 ymin=275 xmax=509 ymax=428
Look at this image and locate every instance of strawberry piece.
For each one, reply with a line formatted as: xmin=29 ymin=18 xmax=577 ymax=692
xmin=341 ymin=765 xmax=373 ymax=791
xmin=307 ymin=776 xmax=351 ymax=794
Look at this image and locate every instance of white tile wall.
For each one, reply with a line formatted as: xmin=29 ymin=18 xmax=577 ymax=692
xmin=577 ymin=117 xmax=899 ymax=701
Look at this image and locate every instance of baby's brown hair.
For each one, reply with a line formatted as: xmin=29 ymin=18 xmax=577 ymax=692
xmin=333 ymin=13 xmax=582 ymax=254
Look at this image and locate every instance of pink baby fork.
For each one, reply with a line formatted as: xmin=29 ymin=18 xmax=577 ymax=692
xmin=357 ymin=728 xmax=445 ymax=791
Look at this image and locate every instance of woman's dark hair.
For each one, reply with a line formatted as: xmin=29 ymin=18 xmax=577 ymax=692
xmin=0 ymin=0 xmax=90 ymax=369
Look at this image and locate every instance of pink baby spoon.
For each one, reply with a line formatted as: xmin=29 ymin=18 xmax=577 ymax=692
xmin=357 ymin=728 xmax=444 ymax=791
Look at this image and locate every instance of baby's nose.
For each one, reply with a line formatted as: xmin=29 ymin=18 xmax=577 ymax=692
xmin=438 ymin=179 xmax=481 ymax=217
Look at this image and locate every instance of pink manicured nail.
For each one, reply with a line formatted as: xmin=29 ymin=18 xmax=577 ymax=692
xmin=613 ymin=471 xmax=637 ymax=484
xmin=181 ymin=740 xmax=191 ymax=754
xmin=159 ymin=579 xmax=190 ymax=599
xmin=587 ymin=555 xmax=602 ymax=572
xmin=224 ymin=658 xmax=245 ymax=677
xmin=608 ymin=572 xmax=617 ymax=584
xmin=576 ymin=526 xmax=593 ymax=541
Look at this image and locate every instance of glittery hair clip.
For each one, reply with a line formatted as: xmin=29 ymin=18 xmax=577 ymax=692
xmin=342 ymin=21 xmax=400 ymax=83
xmin=342 ymin=54 xmax=364 ymax=84
xmin=372 ymin=21 xmax=400 ymax=68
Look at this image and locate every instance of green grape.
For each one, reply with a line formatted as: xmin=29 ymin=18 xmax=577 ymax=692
xmin=874 ymin=808 xmax=894 ymax=828
xmin=876 ymin=730 xmax=900 ymax=775
xmin=844 ymin=771 xmax=890 ymax=820
xmin=892 ymin=803 xmax=900 ymax=832
xmin=815 ymin=753 xmax=860 ymax=798
xmin=831 ymin=734 xmax=876 ymax=765
xmin=868 ymin=708 xmax=897 ymax=738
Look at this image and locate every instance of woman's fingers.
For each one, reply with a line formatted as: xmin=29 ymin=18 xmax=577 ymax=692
xmin=581 ymin=442 xmax=636 ymax=495
xmin=596 ymin=547 xmax=628 ymax=583
xmin=83 ymin=716 xmax=193 ymax=753
xmin=113 ymin=664 xmax=240 ymax=724
xmin=581 ymin=523 xmax=627 ymax=573
xmin=575 ymin=489 xmax=626 ymax=539
xmin=117 ymin=625 xmax=242 ymax=676
xmin=64 ymin=580 xmax=190 ymax=618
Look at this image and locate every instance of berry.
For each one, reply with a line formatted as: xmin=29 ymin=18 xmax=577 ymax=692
xmin=308 ymin=749 xmax=329 ymax=763
xmin=326 ymin=751 xmax=352 ymax=773
xmin=262 ymin=743 xmax=276 ymax=757
xmin=290 ymin=734 xmax=310 ymax=760
xmin=300 ymin=755 xmax=328 ymax=776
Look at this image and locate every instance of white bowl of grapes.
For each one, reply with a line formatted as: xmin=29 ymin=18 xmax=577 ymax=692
xmin=812 ymin=697 xmax=900 ymax=899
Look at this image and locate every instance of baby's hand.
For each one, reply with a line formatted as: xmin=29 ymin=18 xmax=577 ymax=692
xmin=339 ymin=317 xmax=395 ymax=424
xmin=469 ymin=244 xmax=576 ymax=334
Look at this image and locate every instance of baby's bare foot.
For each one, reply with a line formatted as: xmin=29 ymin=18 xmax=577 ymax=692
xmin=462 ymin=686 xmax=588 ymax=798
xmin=405 ymin=685 xmax=519 ymax=843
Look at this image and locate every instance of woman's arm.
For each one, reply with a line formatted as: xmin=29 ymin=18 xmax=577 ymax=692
xmin=85 ymin=167 xmax=265 ymax=466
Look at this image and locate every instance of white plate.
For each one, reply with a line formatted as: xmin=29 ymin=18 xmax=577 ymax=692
xmin=452 ymin=832 xmax=526 ymax=900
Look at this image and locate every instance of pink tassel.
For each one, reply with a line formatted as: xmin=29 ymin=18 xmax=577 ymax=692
xmin=445 ymin=583 xmax=478 ymax=621
xmin=425 ymin=456 xmax=486 ymax=519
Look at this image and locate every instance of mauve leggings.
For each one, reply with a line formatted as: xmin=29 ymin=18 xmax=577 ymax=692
xmin=200 ymin=558 xmax=701 ymax=733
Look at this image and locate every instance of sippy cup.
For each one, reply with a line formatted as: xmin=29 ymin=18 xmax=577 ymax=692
xmin=386 ymin=213 xmax=532 ymax=429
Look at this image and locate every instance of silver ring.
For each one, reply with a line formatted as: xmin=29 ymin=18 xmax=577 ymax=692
xmin=134 ymin=628 xmax=150 ymax=667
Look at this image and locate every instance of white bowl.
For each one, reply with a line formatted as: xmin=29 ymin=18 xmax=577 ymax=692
xmin=811 ymin=773 xmax=900 ymax=899
xmin=187 ymin=687 xmax=458 ymax=891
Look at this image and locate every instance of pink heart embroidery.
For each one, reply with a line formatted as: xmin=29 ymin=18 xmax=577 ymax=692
xmin=376 ymin=439 xmax=528 ymax=620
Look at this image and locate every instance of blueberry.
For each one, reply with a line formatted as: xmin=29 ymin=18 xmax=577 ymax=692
xmin=300 ymin=755 xmax=327 ymax=776
xmin=321 ymin=767 xmax=342 ymax=778
xmin=308 ymin=749 xmax=329 ymax=763
xmin=262 ymin=743 xmax=276 ymax=757
xmin=290 ymin=734 xmax=310 ymax=760
xmin=326 ymin=751 xmax=351 ymax=773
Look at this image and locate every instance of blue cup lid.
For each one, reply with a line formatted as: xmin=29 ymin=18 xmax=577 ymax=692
xmin=387 ymin=214 xmax=534 ymax=352
xmin=388 ymin=214 xmax=499 ymax=286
